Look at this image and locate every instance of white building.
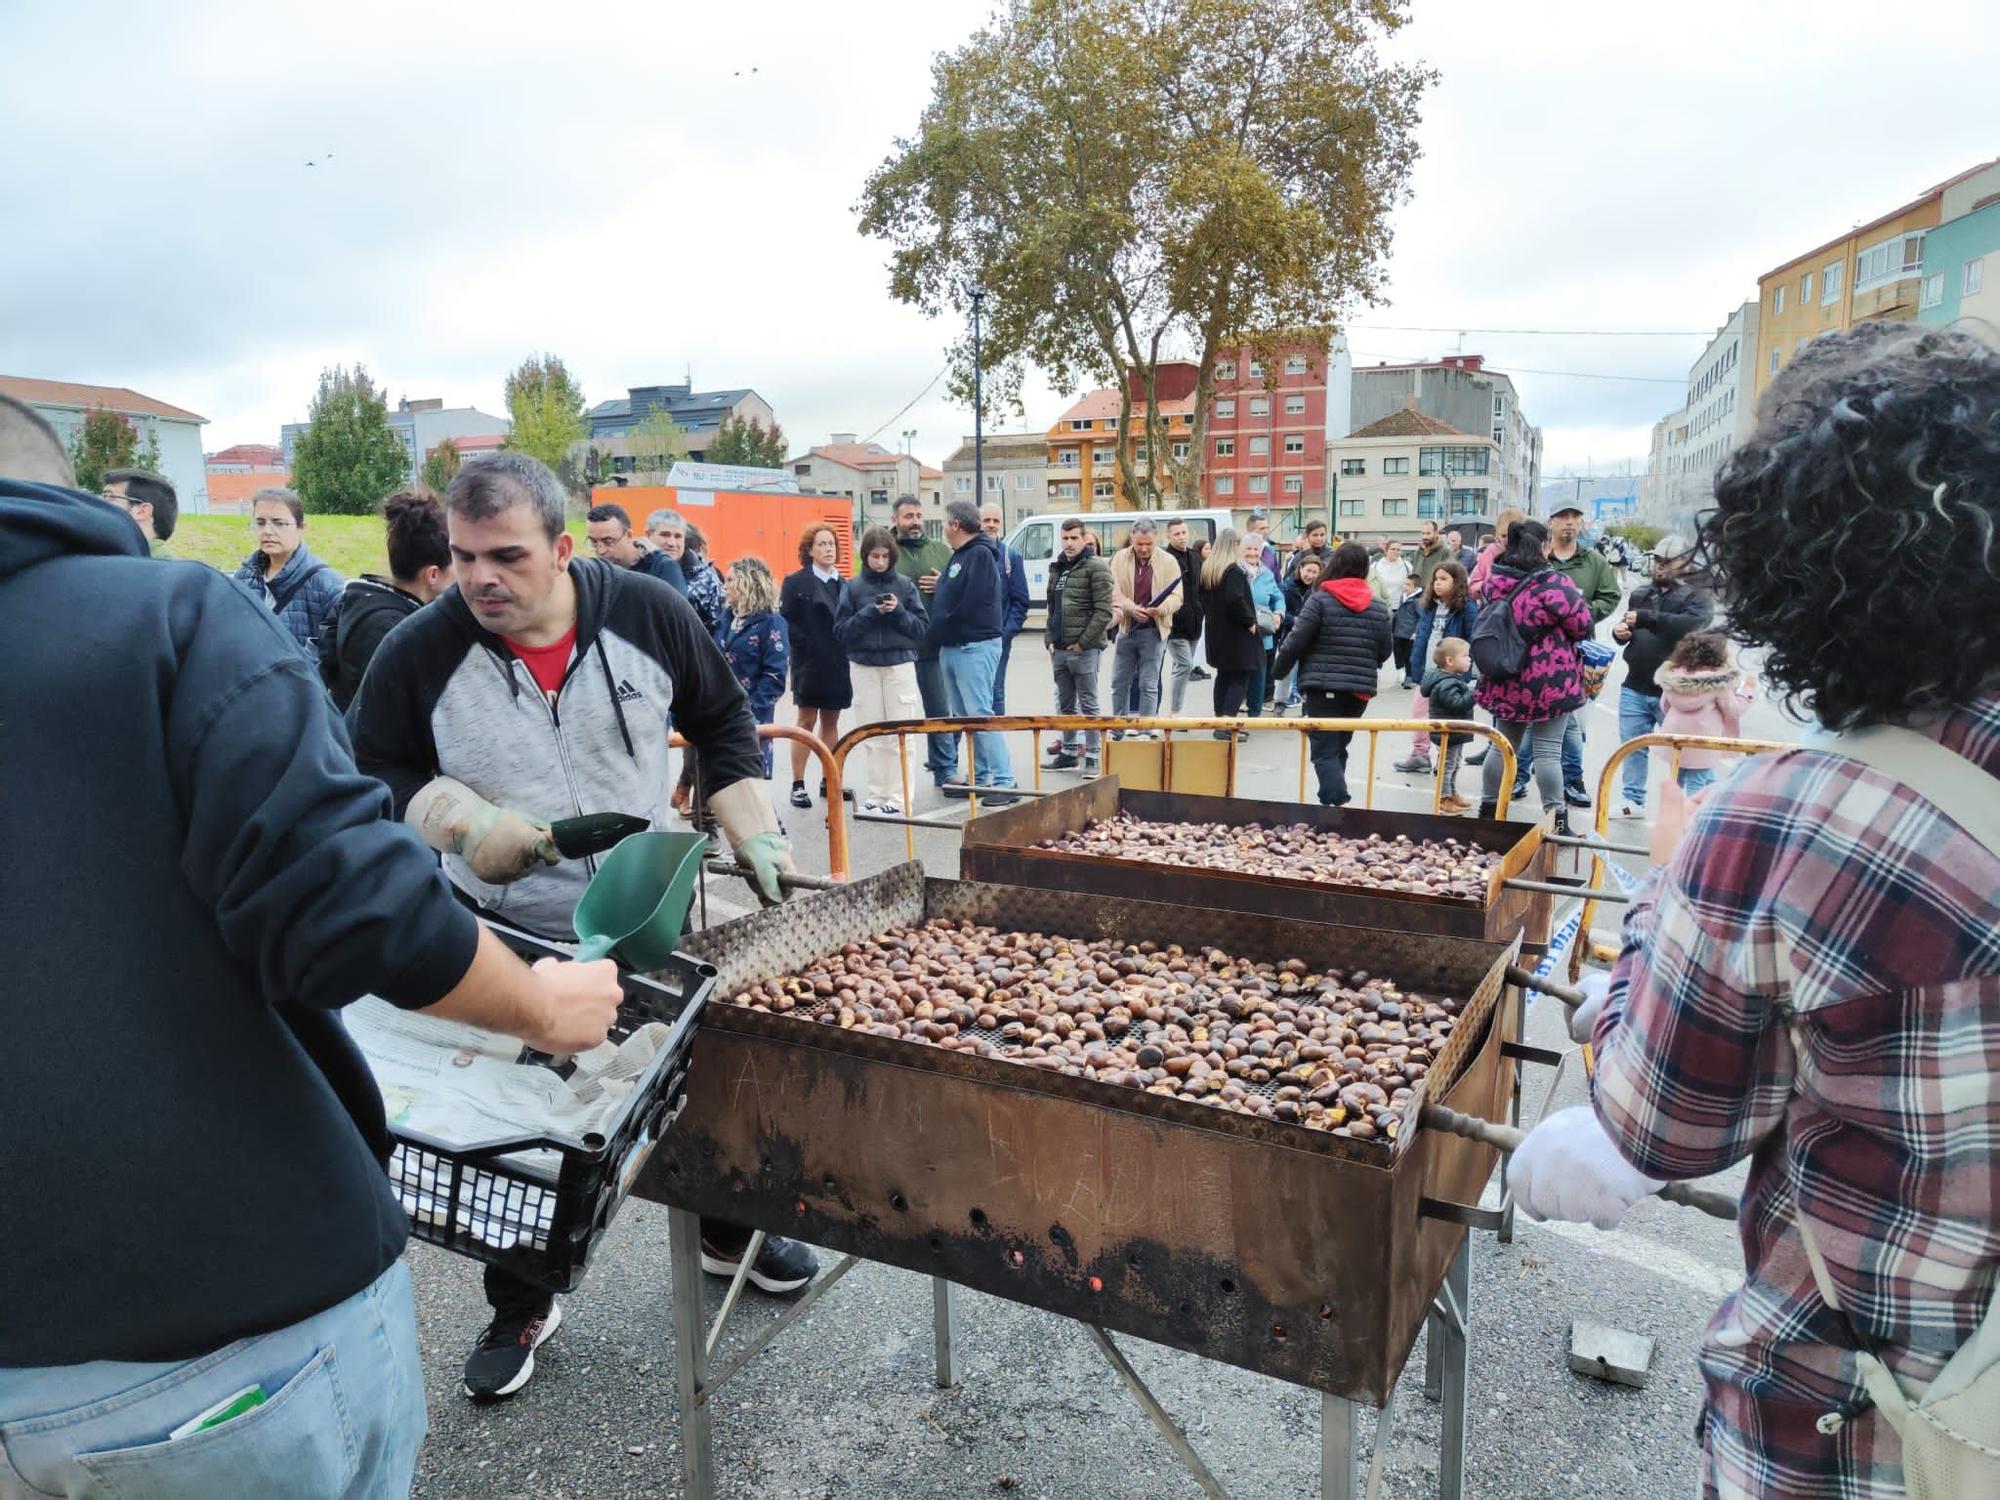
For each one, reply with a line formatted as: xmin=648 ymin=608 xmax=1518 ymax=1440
xmin=1344 ymin=355 xmax=1541 ymax=517
xmin=789 ymin=435 xmax=944 ymax=531
xmin=282 ymin=396 xmax=511 ymax=485
xmin=1646 ymin=301 xmax=1759 ymax=531
xmin=1326 ymin=403 xmax=1504 ymax=545
xmin=1 ymin=375 xmax=210 ymax=512
xmin=941 ymin=432 xmax=1051 ymax=533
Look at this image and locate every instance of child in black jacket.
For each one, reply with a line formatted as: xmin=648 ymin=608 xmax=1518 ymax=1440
xmin=1420 ymin=635 xmax=1478 ymax=813
xmin=1392 ymin=575 xmax=1424 ymax=681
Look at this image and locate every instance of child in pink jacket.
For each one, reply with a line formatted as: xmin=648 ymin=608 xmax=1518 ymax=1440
xmin=1655 ymin=630 xmax=1756 ymax=794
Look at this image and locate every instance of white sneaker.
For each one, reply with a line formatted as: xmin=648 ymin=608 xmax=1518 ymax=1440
xmin=878 ymin=800 xmax=902 ymax=816
xmin=1614 ymin=799 xmax=1646 ymax=820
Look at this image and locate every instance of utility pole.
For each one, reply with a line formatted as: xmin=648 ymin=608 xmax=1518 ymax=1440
xmin=968 ymin=286 xmax=987 ymax=518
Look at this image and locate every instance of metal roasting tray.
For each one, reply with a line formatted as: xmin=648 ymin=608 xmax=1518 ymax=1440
xmin=637 ymin=863 xmax=1520 ymax=1401
xmin=960 ymin=779 xmax=1554 ymax=952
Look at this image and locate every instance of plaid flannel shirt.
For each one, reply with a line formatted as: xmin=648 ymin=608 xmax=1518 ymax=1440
xmin=1592 ymin=694 xmax=2000 ymax=1500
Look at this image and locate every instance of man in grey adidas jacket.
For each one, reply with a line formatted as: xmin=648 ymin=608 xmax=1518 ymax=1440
xmin=347 ymin=453 xmax=817 ymax=1404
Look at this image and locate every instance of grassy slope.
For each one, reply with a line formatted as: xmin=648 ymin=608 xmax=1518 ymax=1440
xmin=169 ymin=514 xmax=590 ymax=578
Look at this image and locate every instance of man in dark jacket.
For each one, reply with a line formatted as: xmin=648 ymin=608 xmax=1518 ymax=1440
xmin=323 ymin=487 xmax=456 ymax=710
xmin=1610 ymin=533 xmax=1714 ymax=816
xmin=0 ymin=420 xmax=620 ymax=1491
xmin=1045 ymin=516 xmax=1113 ymax=771
xmin=1163 ymin=518 xmax=1205 ymax=709
xmin=889 ymin=496 xmax=958 ymax=788
xmin=100 ymin=465 xmax=178 ymax=552
xmin=1273 ymin=540 xmax=1393 ymax=806
xmin=929 ymin=499 xmax=1016 ymax=799
xmin=982 ymin=503 xmax=1030 ymax=714
xmin=346 ymin=453 xmax=817 ymax=1400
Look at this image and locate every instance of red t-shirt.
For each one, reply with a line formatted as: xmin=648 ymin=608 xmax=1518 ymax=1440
xmin=505 ymin=624 xmax=576 ymax=698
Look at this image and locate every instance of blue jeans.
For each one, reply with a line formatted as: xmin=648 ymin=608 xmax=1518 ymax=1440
xmin=994 ymin=633 xmax=1015 ymax=715
xmin=0 ymin=1262 xmax=425 ymax=1500
xmin=1515 ymin=711 xmax=1585 ymax=788
xmin=914 ymin=654 xmax=957 ymax=782
xmin=1619 ymin=686 xmax=1666 ymax=803
xmin=1678 ymin=766 xmax=1717 ymax=794
xmin=940 ymin=637 xmax=1015 ymax=787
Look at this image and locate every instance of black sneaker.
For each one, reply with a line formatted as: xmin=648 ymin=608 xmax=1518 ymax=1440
xmin=976 ymin=791 xmax=1020 ymax=807
xmin=701 ymin=1235 xmax=818 ymax=1294
xmin=1466 ymin=748 xmax=1487 ymax=766
xmin=462 ymin=1300 xmax=563 ymax=1402
xmin=1044 ymin=752 xmax=1080 ymax=769
xmin=1190 ymin=666 xmax=1212 ymax=680
xmin=1563 ymin=781 xmax=1592 ymax=809
xmin=789 ymin=783 xmax=812 ymax=809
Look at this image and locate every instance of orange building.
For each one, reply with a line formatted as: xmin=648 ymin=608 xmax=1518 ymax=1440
xmin=1754 ymin=158 xmax=1999 ymax=400
xmin=1044 ymin=337 xmax=1330 ymax=511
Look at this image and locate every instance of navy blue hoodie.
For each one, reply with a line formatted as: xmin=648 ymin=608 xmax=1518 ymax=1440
xmin=0 ymin=479 xmax=480 ymax=1366
xmin=927 ymin=532 xmax=1004 ymax=648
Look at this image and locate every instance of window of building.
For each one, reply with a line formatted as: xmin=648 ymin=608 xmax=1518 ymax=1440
xmin=1771 ymin=347 xmax=1781 ymax=375
xmin=1416 ymin=488 xmax=1441 ymax=518
xmin=1796 ymin=337 xmax=1808 ymax=353
xmin=1383 ymin=457 xmax=1410 ymax=475
xmin=1448 ymin=487 xmax=1489 ymax=516
xmin=1284 ymin=434 xmax=1305 ymax=454
xmin=952 ymin=474 xmax=972 ymax=493
xmin=793 ymin=462 xmax=813 ymax=477
xmin=1418 ymin=445 xmax=1488 ymax=477
xmin=1216 ymin=438 xmax=1235 ymax=456
xmin=1774 ymin=284 xmax=1785 ymax=315
xmin=987 ymin=474 xmax=1004 ymax=492
xmin=1054 ymin=481 xmax=1080 ymax=499
xmin=1215 ymin=360 xmax=1235 ymax=381
xmin=1015 ymin=472 xmax=1034 ymax=491
xmin=1070 ymin=419 xmax=1090 ymax=430
xmin=1056 ymin=449 xmax=1079 ymax=467
xmin=1382 ymin=498 xmax=1409 ymax=516
xmin=1215 ymin=398 xmax=1236 ymax=419
xmin=1801 ymin=271 xmax=1813 ymax=302
xmin=1093 ymin=480 xmax=1114 ymax=499
xmin=1249 ymin=435 xmax=1270 ymax=456
xmin=1284 ymin=394 xmax=1305 ymax=415
xmin=1283 ymin=475 xmax=1303 ymax=493
xmin=1822 ymin=260 xmax=1843 ymax=304
xmin=1492 ymin=393 xmax=1507 ymax=418
xmin=1214 ymin=475 xmax=1235 ymax=496
xmin=1249 ymin=397 xmax=1270 ymax=416
xmin=1338 ymin=498 xmax=1364 ymax=517
xmin=1854 ymin=231 xmax=1926 ymax=292
xmin=1967 ymin=257 xmax=1987 ymax=296
xmin=1340 ymin=458 xmax=1365 ymax=475
xmin=1285 ymin=355 xmax=1308 ymax=375
xmin=1171 ymin=441 xmax=1189 ymax=459
xmin=1921 ymin=274 xmax=1945 ymax=310
xmin=1492 ymin=426 xmax=1505 ymax=445
xmin=1248 ymin=360 xmax=1264 ymax=379
xmin=1248 ymin=475 xmax=1270 ymax=494
xmin=1092 ymin=446 xmax=1113 ymax=463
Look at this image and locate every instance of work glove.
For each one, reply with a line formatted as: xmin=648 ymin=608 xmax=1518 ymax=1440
xmin=1568 ymin=971 xmax=1611 ymax=1045
xmin=1507 ymin=1106 xmax=1662 ymax=1231
xmin=405 ymin=776 xmax=560 ymax=885
xmin=705 ymin=777 xmax=792 ymax=907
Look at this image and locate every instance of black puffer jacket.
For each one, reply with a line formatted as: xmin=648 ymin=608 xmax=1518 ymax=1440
xmin=1273 ymin=577 xmax=1393 ymax=696
xmin=832 ymin=567 xmax=928 ymax=666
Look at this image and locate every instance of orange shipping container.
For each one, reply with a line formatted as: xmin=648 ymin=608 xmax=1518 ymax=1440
xmin=597 ymin=485 xmax=853 ymax=579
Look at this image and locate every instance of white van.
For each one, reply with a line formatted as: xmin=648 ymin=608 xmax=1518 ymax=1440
xmin=1007 ymin=508 xmax=1232 ymax=613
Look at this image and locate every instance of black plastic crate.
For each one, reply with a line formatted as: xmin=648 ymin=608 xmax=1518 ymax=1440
xmin=381 ymin=921 xmax=714 ymax=1293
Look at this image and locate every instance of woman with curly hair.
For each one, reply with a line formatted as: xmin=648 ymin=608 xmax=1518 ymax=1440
xmin=713 ymin=556 xmax=787 ymax=780
xmin=778 ymin=523 xmax=853 ymax=807
xmin=1507 ymin=322 xmax=2000 ymax=1500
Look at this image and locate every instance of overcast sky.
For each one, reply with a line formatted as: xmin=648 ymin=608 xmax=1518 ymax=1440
xmin=2 ymin=0 xmax=1993 ymax=477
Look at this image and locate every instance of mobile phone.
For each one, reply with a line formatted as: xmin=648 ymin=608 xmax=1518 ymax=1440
xmin=877 ymin=593 xmax=896 ymax=605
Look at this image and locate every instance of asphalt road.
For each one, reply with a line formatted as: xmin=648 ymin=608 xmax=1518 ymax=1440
xmin=408 ymin=599 xmax=1796 ymax=1499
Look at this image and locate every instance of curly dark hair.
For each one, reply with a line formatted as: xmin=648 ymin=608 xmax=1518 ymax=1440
xmin=1421 ymin=558 xmax=1469 ymax=609
xmin=1699 ymin=321 xmax=2000 ymax=728
xmin=1666 ymin=629 xmax=1730 ymax=673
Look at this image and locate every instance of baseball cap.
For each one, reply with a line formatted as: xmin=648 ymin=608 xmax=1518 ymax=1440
xmin=1650 ymin=534 xmax=1693 ymax=562
xmin=1550 ymin=502 xmax=1584 ymax=517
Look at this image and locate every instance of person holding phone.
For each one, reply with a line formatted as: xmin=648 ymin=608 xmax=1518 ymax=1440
xmin=835 ymin=526 xmax=929 ymax=814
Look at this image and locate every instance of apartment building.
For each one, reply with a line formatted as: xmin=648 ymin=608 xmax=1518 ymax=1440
xmin=941 ymin=431 xmax=1050 ymax=531
xmin=1643 ymin=301 xmax=1760 ymax=532
xmin=1345 ymin=356 xmax=1541 ymax=516
xmin=1324 ymin=403 xmax=1502 ymax=545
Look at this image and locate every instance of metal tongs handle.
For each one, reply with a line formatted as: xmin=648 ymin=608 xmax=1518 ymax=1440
xmin=700 ymin=860 xmax=840 ymax=892
xmin=1422 ymin=1102 xmax=1739 ymax=1221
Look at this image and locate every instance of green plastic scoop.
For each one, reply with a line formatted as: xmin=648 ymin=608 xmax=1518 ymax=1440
xmin=570 ymin=829 xmax=709 ymax=968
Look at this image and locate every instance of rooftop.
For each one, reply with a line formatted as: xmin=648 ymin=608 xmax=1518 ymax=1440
xmin=1759 ymin=157 xmax=2000 ymax=280
xmin=206 ymin=442 xmax=285 ymax=467
xmin=0 ymin=374 xmax=206 ymax=424
xmin=943 ymin=432 xmax=1049 ymax=465
xmin=588 ymin=385 xmax=755 ymax=426
xmin=1345 ymin=405 xmax=1481 ymax=440
xmin=1049 ymin=386 xmax=1194 ymax=428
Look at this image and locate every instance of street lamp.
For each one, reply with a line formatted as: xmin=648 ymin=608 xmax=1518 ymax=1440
xmin=967 ymin=286 xmax=987 ymax=520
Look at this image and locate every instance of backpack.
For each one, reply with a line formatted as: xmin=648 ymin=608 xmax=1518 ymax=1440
xmin=314 ymin=587 xmax=351 ymax=697
xmin=1470 ymin=572 xmax=1546 ymax=681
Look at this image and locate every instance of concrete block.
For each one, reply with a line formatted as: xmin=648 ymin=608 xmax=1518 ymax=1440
xmin=1568 ymin=1320 xmax=1655 ymax=1389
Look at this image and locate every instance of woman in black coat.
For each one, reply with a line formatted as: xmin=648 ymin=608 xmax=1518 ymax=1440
xmin=1272 ymin=541 xmax=1393 ymax=805
xmin=1197 ymin=528 xmax=1263 ymax=738
xmin=779 ymin=524 xmax=854 ymax=808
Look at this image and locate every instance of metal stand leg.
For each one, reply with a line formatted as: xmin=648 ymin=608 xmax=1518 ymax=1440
xmin=932 ymin=1276 xmax=959 ymax=1388
xmin=1423 ymin=1310 xmax=1443 ymax=1402
xmin=1436 ymin=1237 xmax=1471 ymax=1500
xmin=1087 ymin=1325 xmax=1231 ymax=1500
xmin=1321 ymin=1392 xmax=1360 ymax=1500
xmin=1499 ymin=981 xmax=1526 ymax=1243
xmin=667 ymin=1207 xmax=715 ymax=1500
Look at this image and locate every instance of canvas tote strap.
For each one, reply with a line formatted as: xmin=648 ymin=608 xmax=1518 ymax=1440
xmin=1824 ymin=724 xmax=2000 ymax=862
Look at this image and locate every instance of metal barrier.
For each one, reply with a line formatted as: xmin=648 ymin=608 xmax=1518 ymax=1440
xmin=829 ymin=715 xmax=1520 ymax=862
xmin=1566 ymin=730 xmax=1795 ymax=980
xmin=671 ymin=723 xmax=849 ymax=879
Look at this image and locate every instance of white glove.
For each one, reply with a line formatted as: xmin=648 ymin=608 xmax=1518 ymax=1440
xmin=405 ymin=776 xmax=559 ymax=885
xmin=1568 ymin=971 xmax=1611 ymax=1045
xmin=1508 ymin=1106 xmax=1662 ymax=1231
